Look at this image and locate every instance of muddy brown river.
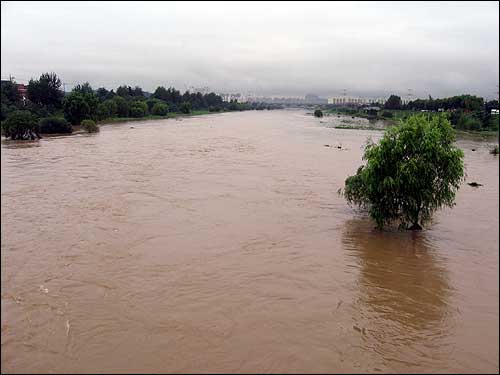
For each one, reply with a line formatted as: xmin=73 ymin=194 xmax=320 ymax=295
xmin=1 ymin=110 xmax=498 ymax=373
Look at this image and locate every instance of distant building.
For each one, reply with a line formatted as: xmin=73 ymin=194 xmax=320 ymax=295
xmin=1 ymin=80 xmax=28 ymax=102
xmin=221 ymin=93 xmax=241 ymax=102
xmin=17 ymin=84 xmax=28 ymax=98
xmin=328 ymin=96 xmax=367 ymax=105
xmin=304 ymin=94 xmax=328 ymax=104
xmin=191 ymin=86 xmax=211 ymax=95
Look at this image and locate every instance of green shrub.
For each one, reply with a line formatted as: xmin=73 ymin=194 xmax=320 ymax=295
xmin=146 ymin=98 xmax=163 ymax=112
xmin=1 ymin=103 xmax=17 ymax=121
xmin=129 ymin=101 xmax=148 ymax=117
xmin=81 ymin=119 xmax=99 ymax=133
xmin=63 ymin=92 xmax=91 ymax=125
xmin=381 ymin=111 xmax=393 ymax=118
xmin=96 ymin=102 xmax=111 ymax=121
xmin=151 ymin=103 xmax=169 ymax=116
xmin=1 ymin=110 xmax=40 ymax=140
xmin=314 ymin=109 xmax=323 ymax=118
xmin=457 ymin=114 xmax=482 ymax=130
xmin=179 ymin=102 xmax=192 ymax=114
xmin=112 ymin=96 xmax=129 ymax=117
xmin=366 ymin=109 xmax=378 ymax=119
xmin=39 ymin=117 xmax=72 ymax=134
xmin=489 ymin=115 xmax=499 ymax=130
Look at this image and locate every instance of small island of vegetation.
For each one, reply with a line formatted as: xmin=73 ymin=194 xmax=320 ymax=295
xmin=340 ymin=114 xmax=465 ymax=230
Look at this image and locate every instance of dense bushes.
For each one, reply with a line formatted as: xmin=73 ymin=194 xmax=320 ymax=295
xmin=314 ymin=109 xmax=323 ymax=118
xmin=179 ymin=102 xmax=192 ymax=114
xmin=1 ymin=110 xmax=41 ymax=140
xmin=39 ymin=117 xmax=72 ymax=134
xmin=81 ymin=119 xmax=99 ymax=133
xmin=112 ymin=96 xmax=129 ymax=117
xmin=151 ymin=103 xmax=169 ymax=116
xmin=63 ymin=92 xmax=92 ymax=125
xmin=457 ymin=114 xmax=482 ymax=131
xmin=129 ymin=101 xmax=148 ymax=118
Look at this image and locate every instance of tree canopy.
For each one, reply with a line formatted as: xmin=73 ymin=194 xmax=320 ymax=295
xmin=342 ymin=114 xmax=465 ymax=229
xmin=1 ymin=110 xmax=41 ymax=140
xmin=27 ymin=72 xmax=64 ymax=109
xmin=384 ymin=95 xmax=402 ymax=110
xmin=2 ymin=71 xmax=280 ymax=132
xmin=63 ymin=92 xmax=92 ymax=125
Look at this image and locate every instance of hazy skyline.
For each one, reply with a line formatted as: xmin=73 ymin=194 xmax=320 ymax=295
xmin=1 ymin=1 xmax=499 ymax=99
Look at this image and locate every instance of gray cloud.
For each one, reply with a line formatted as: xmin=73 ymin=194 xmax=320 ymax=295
xmin=1 ymin=1 xmax=498 ymax=99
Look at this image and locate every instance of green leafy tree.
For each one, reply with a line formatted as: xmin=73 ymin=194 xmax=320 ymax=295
xmin=342 ymin=114 xmax=464 ymax=229
xmin=314 ymin=109 xmax=323 ymax=118
xmin=131 ymin=86 xmax=144 ymax=97
xmin=129 ymin=101 xmax=148 ymax=117
xmin=204 ymin=92 xmax=223 ymax=107
xmin=1 ymin=103 xmax=17 ymax=121
xmin=63 ymin=92 xmax=91 ymax=125
xmin=96 ymin=87 xmax=111 ymax=101
xmin=179 ymin=101 xmax=192 ymax=114
xmin=384 ymin=95 xmax=402 ymax=110
xmin=457 ymin=113 xmax=482 ymax=130
xmin=227 ymin=100 xmax=239 ymax=111
xmin=26 ymin=72 xmax=64 ymax=109
xmin=1 ymin=80 xmax=21 ymax=104
xmin=1 ymin=110 xmax=41 ymax=140
xmin=116 ymin=85 xmax=130 ymax=98
xmin=72 ymin=82 xmax=94 ymax=95
xmin=112 ymin=96 xmax=129 ymax=117
xmin=151 ymin=103 xmax=169 ymax=116
xmin=153 ymin=86 xmax=169 ymax=101
xmin=96 ymin=102 xmax=111 ymax=120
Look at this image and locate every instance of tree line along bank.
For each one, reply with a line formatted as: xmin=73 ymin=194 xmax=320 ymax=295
xmin=1 ymin=72 xmax=283 ymax=140
xmin=324 ymin=94 xmax=499 ymax=132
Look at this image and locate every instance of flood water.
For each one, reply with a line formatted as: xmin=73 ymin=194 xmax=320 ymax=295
xmin=1 ymin=110 xmax=498 ymax=373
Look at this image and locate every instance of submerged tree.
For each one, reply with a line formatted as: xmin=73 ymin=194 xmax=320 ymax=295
xmin=1 ymin=110 xmax=41 ymax=140
xmin=341 ymin=114 xmax=465 ymax=229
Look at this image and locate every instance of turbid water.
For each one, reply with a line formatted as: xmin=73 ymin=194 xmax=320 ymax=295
xmin=1 ymin=110 xmax=498 ymax=373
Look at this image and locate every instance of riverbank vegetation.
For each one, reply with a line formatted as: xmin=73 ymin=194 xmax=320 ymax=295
xmin=340 ymin=114 xmax=465 ymax=230
xmin=325 ymin=94 xmax=499 ymax=133
xmin=1 ymin=72 xmax=282 ymax=140
xmin=314 ymin=109 xmax=323 ymax=118
xmin=81 ymin=119 xmax=99 ymax=133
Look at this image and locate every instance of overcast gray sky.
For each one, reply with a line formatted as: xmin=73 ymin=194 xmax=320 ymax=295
xmin=1 ymin=1 xmax=499 ymax=99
